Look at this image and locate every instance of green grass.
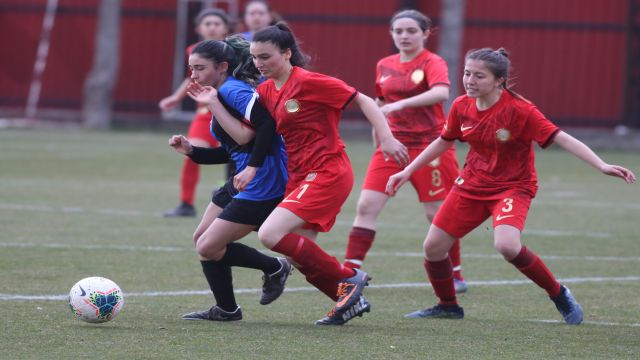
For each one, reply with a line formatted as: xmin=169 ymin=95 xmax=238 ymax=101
xmin=1 ymin=129 xmax=639 ymax=359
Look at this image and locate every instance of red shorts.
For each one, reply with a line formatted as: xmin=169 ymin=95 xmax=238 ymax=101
xmin=433 ymin=190 xmax=533 ymax=239
xmin=187 ymin=110 xmax=219 ymax=147
xmin=279 ymin=155 xmax=354 ymax=232
xmin=363 ymin=146 xmax=459 ymax=202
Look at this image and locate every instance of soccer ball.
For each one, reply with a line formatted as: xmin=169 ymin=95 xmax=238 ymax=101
xmin=68 ymin=276 xmax=124 ymax=323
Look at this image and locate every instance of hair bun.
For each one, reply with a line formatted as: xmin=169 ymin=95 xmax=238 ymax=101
xmin=496 ymin=47 xmax=509 ymax=58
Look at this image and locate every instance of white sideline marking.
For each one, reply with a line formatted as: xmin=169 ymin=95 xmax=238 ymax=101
xmin=531 ymin=319 xmax=640 ymax=328
xmin=2 ymin=242 xmax=640 ymax=263
xmin=2 ymin=276 xmax=639 ymax=301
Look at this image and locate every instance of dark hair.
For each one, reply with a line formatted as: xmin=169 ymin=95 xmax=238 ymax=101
xmin=390 ymin=9 xmax=432 ymax=31
xmin=194 ymin=8 xmax=230 ymax=28
xmin=465 ymin=47 xmax=524 ymax=99
xmin=252 ymin=22 xmax=310 ymax=68
xmin=191 ymin=35 xmax=261 ymax=85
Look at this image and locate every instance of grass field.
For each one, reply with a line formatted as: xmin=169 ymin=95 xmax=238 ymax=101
xmin=1 ymin=129 xmax=639 ymax=359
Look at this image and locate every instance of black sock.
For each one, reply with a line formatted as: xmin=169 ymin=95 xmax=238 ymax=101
xmin=200 ymin=260 xmax=237 ymax=312
xmin=218 ymin=242 xmax=281 ymax=274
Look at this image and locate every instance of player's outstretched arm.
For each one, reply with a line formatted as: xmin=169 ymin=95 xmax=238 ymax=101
xmin=553 ymin=131 xmax=636 ymax=184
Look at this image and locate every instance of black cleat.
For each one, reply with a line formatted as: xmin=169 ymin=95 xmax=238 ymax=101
xmin=163 ymin=202 xmax=196 ymax=217
xmin=315 ymin=296 xmax=371 ymax=325
xmin=550 ymin=285 xmax=583 ymax=325
xmin=334 ymin=268 xmax=371 ymax=313
xmin=260 ymin=258 xmax=292 ymax=305
xmin=182 ymin=305 xmax=242 ymax=321
xmin=404 ymin=304 xmax=464 ymax=319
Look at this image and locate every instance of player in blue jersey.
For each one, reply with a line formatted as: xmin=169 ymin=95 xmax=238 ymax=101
xmin=168 ymin=36 xmax=291 ymax=322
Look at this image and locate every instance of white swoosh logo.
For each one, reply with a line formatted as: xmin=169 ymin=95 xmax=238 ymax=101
xmin=460 ymin=125 xmax=473 ymax=131
xmin=282 ymin=199 xmax=301 ymax=204
xmin=496 ymin=214 xmax=515 ymax=221
xmin=379 ymin=75 xmax=391 ymax=83
xmin=428 ymin=188 xmax=445 ymax=197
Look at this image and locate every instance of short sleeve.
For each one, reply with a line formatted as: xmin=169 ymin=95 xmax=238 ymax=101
xmin=525 ymin=106 xmax=560 ymax=148
xmin=219 ymin=81 xmax=258 ymax=123
xmin=441 ymin=99 xmax=462 ymax=140
xmin=303 ymin=72 xmax=358 ymax=110
xmin=424 ymin=55 xmax=450 ymax=88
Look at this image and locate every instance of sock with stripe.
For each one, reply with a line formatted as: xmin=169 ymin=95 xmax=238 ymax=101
xmin=344 ymin=226 xmax=376 ymax=269
xmin=509 ymin=246 xmax=561 ymax=297
xmin=449 ymin=239 xmax=464 ymax=281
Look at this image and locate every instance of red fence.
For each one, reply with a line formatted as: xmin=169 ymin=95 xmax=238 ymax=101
xmin=0 ymin=0 xmax=636 ymax=127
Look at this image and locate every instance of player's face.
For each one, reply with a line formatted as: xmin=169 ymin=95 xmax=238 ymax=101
xmin=244 ymin=2 xmax=272 ymax=32
xmin=390 ymin=18 xmax=428 ymax=54
xmin=250 ymin=41 xmax=291 ymax=79
xmin=188 ymin=54 xmax=226 ymax=87
xmin=196 ymin=15 xmax=229 ymax=41
xmin=463 ymin=59 xmax=504 ymax=99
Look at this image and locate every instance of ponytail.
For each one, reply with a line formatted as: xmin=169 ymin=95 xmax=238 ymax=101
xmin=191 ymin=36 xmax=261 ymax=86
xmin=253 ymin=22 xmax=311 ymax=68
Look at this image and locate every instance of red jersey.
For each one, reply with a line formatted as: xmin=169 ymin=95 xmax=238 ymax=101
xmin=442 ymin=91 xmax=560 ymax=199
xmin=256 ymin=67 xmax=358 ymax=182
xmin=376 ymin=49 xmax=450 ymax=148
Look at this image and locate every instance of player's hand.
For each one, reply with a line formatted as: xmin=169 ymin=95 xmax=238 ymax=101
xmin=379 ymin=136 xmax=409 ymax=165
xmin=233 ymin=166 xmax=257 ymax=192
xmin=386 ymin=170 xmax=410 ymax=196
xmin=159 ymin=95 xmax=179 ymax=111
xmin=600 ymin=164 xmax=636 ymax=184
xmin=379 ymin=101 xmax=404 ymax=115
xmin=168 ymin=135 xmax=193 ymax=155
xmin=186 ymin=82 xmax=218 ymax=104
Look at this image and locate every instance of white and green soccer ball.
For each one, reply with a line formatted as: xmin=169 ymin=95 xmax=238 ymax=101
xmin=68 ymin=277 xmax=124 ymax=323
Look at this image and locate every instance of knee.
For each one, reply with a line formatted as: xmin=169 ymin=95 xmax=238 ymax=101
xmin=356 ymin=197 xmax=379 ymax=219
xmin=258 ymin=227 xmax=279 ymax=249
xmin=494 ymin=238 xmax=521 ymax=259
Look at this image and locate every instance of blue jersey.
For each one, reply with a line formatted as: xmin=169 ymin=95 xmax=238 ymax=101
xmin=210 ymin=76 xmax=288 ymax=201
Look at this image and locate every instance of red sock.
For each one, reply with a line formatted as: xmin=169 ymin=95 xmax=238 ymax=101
xmin=272 ymin=233 xmax=355 ymax=282
xmin=180 ymin=158 xmax=199 ymax=205
xmin=449 ymin=239 xmax=464 ymax=281
xmin=509 ymin=246 xmax=561 ymax=297
xmin=344 ymin=227 xmax=376 ymax=269
xmin=424 ymin=258 xmax=457 ymax=306
xmin=296 ymin=265 xmax=339 ymax=301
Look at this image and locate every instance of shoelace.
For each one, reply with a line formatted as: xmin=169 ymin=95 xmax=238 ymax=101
xmin=336 ymin=283 xmax=351 ymax=298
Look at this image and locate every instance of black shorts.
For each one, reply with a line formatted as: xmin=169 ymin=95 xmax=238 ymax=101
xmin=212 ymin=181 xmax=282 ymax=227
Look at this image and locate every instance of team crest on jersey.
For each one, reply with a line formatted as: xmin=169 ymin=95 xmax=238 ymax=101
xmin=429 ymin=157 xmax=441 ymax=167
xmin=410 ymin=69 xmax=425 ymax=84
xmin=284 ymin=99 xmax=300 ymax=113
xmin=496 ymin=128 xmax=511 ymax=142
xmin=455 ymin=176 xmax=464 ymax=185
xmin=305 ymin=172 xmax=317 ymax=181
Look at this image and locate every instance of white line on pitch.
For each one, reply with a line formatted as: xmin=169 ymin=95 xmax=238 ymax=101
xmin=530 ymin=319 xmax=640 ymax=327
xmin=2 ymin=276 xmax=638 ymax=301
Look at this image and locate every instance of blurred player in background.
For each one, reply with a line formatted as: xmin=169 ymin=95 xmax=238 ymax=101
xmin=250 ymin=23 xmax=409 ymax=325
xmin=169 ymin=36 xmax=291 ymax=321
xmin=387 ymin=47 xmax=636 ymax=324
xmin=239 ymin=0 xmax=279 ymax=41
xmin=343 ymin=9 xmax=467 ymax=293
xmin=161 ymin=8 xmax=232 ymax=217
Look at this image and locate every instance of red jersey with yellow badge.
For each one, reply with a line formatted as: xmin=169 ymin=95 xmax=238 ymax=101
xmin=256 ymin=67 xmax=358 ymax=183
xmin=376 ymin=49 xmax=450 ymax=148
xmin=442 ymin=91 xmax=560 ymax=199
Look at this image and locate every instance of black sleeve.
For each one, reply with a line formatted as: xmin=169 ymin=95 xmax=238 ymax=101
xmin=246 ymin=101 xmax=277 ymax=168
xmin=187 ymin=146 xmax=230 ymax=165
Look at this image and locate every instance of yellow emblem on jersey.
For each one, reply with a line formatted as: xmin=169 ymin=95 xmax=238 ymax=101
xmin=411 ymin=69 xmax=425 ymax=84
xmin=496 ymin=128 xmax=511 ymax=142
xmin=284 ymin=99 xmax=300 ymax=113
xmin=429 ymin=157 xmax=441 ymax=167
xmin=305 ymin=172 xmax=317 ymax=181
